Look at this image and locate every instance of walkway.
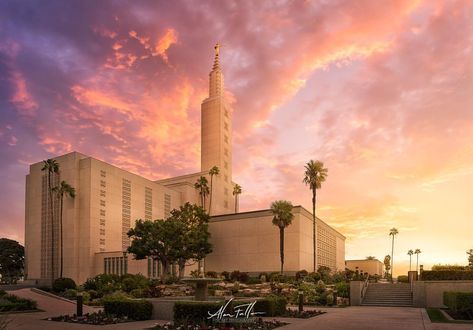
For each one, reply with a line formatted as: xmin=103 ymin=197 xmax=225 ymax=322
xmin=4 ymin=290 xmax=473 ymax=329
xmin=280 ymin=306 xmax=473 ymax=330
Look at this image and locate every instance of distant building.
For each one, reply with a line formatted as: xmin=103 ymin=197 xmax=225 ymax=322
xmin=346 ymin=259 xmax=384 ymax=276
xmin=24 ymin=44 xmax=345 ymax=285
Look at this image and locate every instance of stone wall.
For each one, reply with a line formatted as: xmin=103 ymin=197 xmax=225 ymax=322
xmin=412 ymin=280 xmax=473 ymax=307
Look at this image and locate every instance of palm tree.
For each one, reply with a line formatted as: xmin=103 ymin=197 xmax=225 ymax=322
xmin=270 ymin=200 xmax=294 ymax=275
xmin=389 ymin=228 xmax=399 ymax=282
xmin=232 ymin=184 xmax=242 ymax=213
xmin=303 ymin=160 xmax=328 ymax=272
xmin=41 ymin=159 xmax=59 ymax=281
xmin=408 ymin=249 xmax=414 ymax=272
xmin=52 ymin=181 xmax=76 ymax=278
xmin=366 ymin=256 xmax=376 ymax=260
xmin=414 ymin=249 xmax=421 ymax=273
xmin=208 ymin=166 xmax=220 ymax=215
xmin=194 ymin=176 xmax=210 ymax=210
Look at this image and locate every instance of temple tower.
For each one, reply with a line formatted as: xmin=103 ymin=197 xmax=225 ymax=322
xmin=201 ymin=43 xmax=234 ymax=214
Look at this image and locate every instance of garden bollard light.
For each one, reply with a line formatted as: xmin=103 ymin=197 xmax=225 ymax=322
xmin=298 ymin=290 xmax=304 ymax=313
xmin=77 ymin=292 xmax=83 ymax=317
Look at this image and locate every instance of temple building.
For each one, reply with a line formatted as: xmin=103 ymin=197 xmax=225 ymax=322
xmin=24 ymin=44 xmax=345 ymax=285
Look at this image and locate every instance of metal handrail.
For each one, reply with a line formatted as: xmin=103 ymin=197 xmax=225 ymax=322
xmin=361 ymin=277 xmax=370 ymax=299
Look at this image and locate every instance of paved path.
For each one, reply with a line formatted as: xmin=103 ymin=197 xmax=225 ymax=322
xmin=5 ymin=291 xmax=473 ymax=329
xmin=279 ymin=306 xmax=473 ymax=330
xmin=5 ymin=288 xmax=164 ymax=329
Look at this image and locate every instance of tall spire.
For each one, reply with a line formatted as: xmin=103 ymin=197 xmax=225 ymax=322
xmin=209 ymin=42 xmax=223 ymax=98
xmin=213 ymin=43 xmax=221 ymax=70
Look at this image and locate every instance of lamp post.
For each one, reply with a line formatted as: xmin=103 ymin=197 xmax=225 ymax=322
xmin=76 ymin=292 xmax=83 ymax=317
xmin=298 ymin=290 xmax=304 ymax=313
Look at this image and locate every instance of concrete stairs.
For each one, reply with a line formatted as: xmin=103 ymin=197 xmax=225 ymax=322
xmin=361 ymin=283 xmax=413 ymax=307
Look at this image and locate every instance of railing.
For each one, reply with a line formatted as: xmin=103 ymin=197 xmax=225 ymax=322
xmin=360 ymin=277 xmax=370 ymax=301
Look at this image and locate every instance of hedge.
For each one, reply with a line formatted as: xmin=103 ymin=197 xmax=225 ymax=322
xmin=421 ymin=271 xmax=473 ymax=281
xmin=174 ymin=301 xmax=222 ymax=324
xmin=103 ymin=299 xmax=152 ymax=320
xmin=174 ymin=296 xmax=287 ymax=324
xmin=444 ymin=292 xmax=473 ymax=312
xmin=0 ymin=294 xmax=37 ymax=311
xmin=52 ymin=277 xmax=77 ymax=293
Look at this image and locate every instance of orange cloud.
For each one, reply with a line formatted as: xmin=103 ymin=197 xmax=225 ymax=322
xmin=153 ymin=28 xmax=178 ymax=62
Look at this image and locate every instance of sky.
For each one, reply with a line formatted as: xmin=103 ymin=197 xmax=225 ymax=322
xmin=1 ymin=0 xmax=472 ymax=276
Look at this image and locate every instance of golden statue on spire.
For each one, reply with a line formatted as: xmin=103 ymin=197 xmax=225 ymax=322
xmin=214 ymin=42 xmax=220 ymax=56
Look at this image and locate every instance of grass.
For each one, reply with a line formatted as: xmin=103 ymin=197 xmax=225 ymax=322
xmin=426 ymin=308 xmax=473 ymax=324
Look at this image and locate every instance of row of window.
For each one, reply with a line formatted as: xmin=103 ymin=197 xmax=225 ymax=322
xmin=104 ymin=256 xmax=128 ymax=275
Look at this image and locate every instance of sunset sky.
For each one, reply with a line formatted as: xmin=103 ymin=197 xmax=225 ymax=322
xmin=1 ymin=0 xmax=472 ymax=275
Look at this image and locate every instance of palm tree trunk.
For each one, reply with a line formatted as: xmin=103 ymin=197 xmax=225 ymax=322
xmin=235 ymin=195 xmax=237 ymax=213
xmin=209 ymin=175 xmax=213 ymax=215
xmin=312 ymin=188 xmax=316 ymax=272
xmin=60 ymin=195 xmax=64 ymax=278
xmin=391 ymin=236 xmax=394 ymax=282
xmin=280 ymin=227 xmax=284 ymax=275
xmin=48 ymin=172 xmax=55 ymax=282
xmin=416 ymin=255 xmax=419 ymax=273
xmin=409 ymin=256 xmax=411 ymax=272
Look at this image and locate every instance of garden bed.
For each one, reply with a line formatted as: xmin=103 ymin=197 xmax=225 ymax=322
xmin=47 ymin=311 xmax=133 ymax=325
xmin=283 ymin=308 xmax=325 ymax=318
xmin=148 ymin=319 xmax=288 ymax=330
xmin=0 ymin=290 xmax=38 ymax=313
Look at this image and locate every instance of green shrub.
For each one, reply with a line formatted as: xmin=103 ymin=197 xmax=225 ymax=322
xmin=247 ymin=277 xmax=262 ymax=285
xmin=421 ymin=271 xmax=473 ymax=281
xmin=81 ymin=292 xmax=91 ymax=305
xmin=296 ymin=270 xmax=309 ymax=280
xmin=315 ymin=280 xmax=326 ymax=294
xmin=444 ymin=292 xmax=473 ymax=313
xmin=0 ymin=294 xmax=37 ymax=311
xmin=121 ymin=274 xmax=149 ymax=292
xmin=87 ymin=290 xmax=99 ymax=300
xmin=52 ymin=277 xmax=76 ymax=293
xmin=432 ymin=265 xmax=468 ymax=271
xmin=102 ymin=291 xmax=131 ymax=303
xmin=397 ymin=275 xmax=409 ymax=283
xmin=130 ymin=288 xmax=144 ymax=298
xmin=174 ymin=301 xmax=222 ymax=324
xmin=104 ymin=299 xmax=152 ymax=320
xmin=63 ymin=289 xmax=77 ymax=300
xmin=258 ymin=272 xmax=269 ymax=282
xmin=306 ymin=272 xmax=321 ymax=282
xmin=83 ymin=274 xmax=120 ymax=295
xmin=0 ymin=290 xmax=6 ymax=297
xmin=205 ymin=271 xmax=218 ymax=278
xmin=334 ymin=282 xmax=350 ymax=298
xmin=221 ymin=271 xmax=230 ymax=281
xmin=230 ymin=271 xmax=249 ymax=283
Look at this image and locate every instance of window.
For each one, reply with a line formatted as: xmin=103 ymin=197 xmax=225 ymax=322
xmin=224 ymin=135 xmax=228 ymax=143
xmin=122 ymin=179 xmax=131 ymax=250
xmin=100 ymin=209 xmax=106 ymax=216
xmin=100 ymin=190 xmax=106 ymax=197
xmin=100 ymin=229 xmax=105 ymax=236
xmin=100 ymin=180 xmax=106 ymax=188
xmin=224 ymin=122 xmax=228 ymax=131
xmin=164 ymin=194 xmax=171 ymax=218
xmin=100 ymin=170 xmax=106 ymax=178
xmin=100 ymin=218 xmax=105 ymax=226
xmin=100 ymin=200 xmax=106 ymax=207
xmin=145 ymin=187 xmax=152 ymax=220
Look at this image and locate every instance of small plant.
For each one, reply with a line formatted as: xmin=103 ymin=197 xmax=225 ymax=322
xmin=52 ymin=277 xmax=76 ymax=293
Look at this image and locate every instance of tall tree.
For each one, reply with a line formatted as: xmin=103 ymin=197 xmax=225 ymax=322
xmin=0 ymin=238 xmax=24 ymax=284
xmin=41 ymin=159 xmax=59 ymax=281
xmin=414 ymin=249 xmax=421 ymax=273
xmin=166 ymin=203 xmax=213 ymax=277
xmin=208 ymin=166 xmax=220 ymax=215
xmin=52 ymin=180 xmax=76 ymax=278
xmin=194 ymin=176 xmax=210 ymax=210
xmin=408 ymin=249 xmax=414 ymax=272
xmin=389 ymin=228 xmax=399 ymax=282
xmin=383 ymin=255 xmax=391 ymax=279
xmin=232 ymin=184 xmax=242 ymax=213
xmin=467 ymin=249 xmax=473 ymax=269
xmin=303 ymin=160 xmax=328 ymax=272
xmin=127 ymin=204 xmax=213 ymax=280
xmin=270 ymin=200 xmax=294 ymax=274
